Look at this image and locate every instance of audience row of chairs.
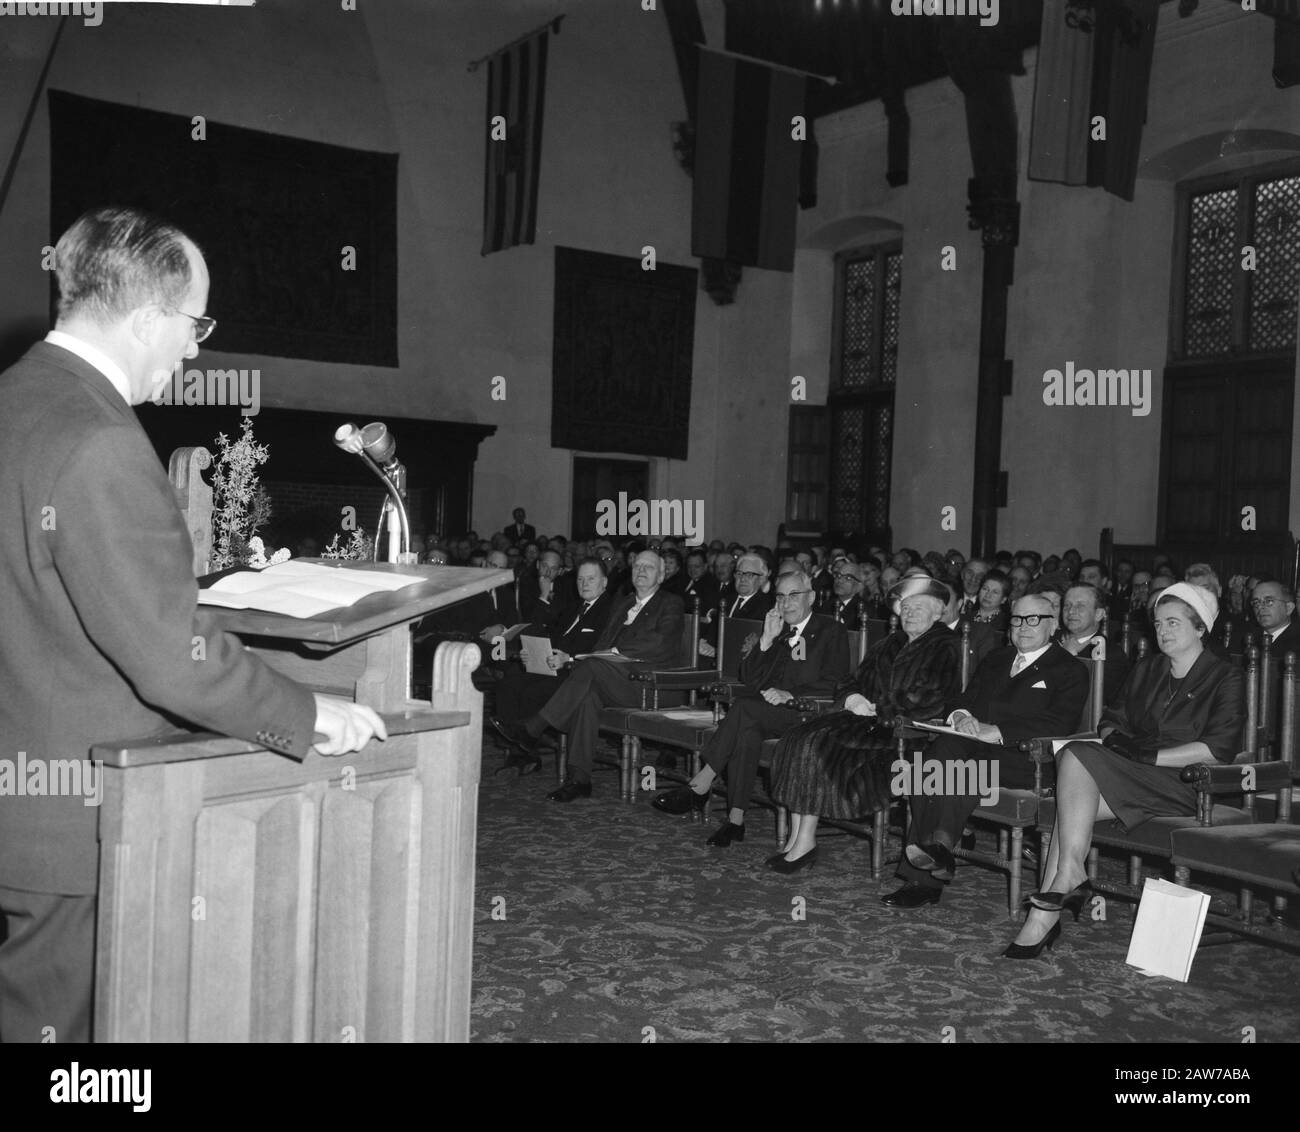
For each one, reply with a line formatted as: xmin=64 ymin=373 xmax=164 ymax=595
xmin=534 ymin=593 xmax=1299 ymax=953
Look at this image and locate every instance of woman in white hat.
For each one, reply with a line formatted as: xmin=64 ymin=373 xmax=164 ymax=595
xmin=1004 ymin=582 xmax=1245 ymax=959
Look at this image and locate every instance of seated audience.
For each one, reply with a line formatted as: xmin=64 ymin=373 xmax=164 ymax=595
xmin=1077 ymin=559 xmax=1109 ymax=594
xmin=700 ymin=552 xmax=774 ymax=658
xmin=957 ymin=558 xmax=989 ymax=618
xmin=767 ymin=576 xmax=960 ymax=872
xmin=494 ymin=551 xmax=685 ymax=801
xmin=660 ymin=548 xmax=687 ymax=595
xmin=679 ymin=549 xmax=718 ymax=613
xmin=884 ymin=593 xmax=1089 ymax=909
xmin=1059 ymin=583 xmax=1130 ymax=704
xmin=651 ymin=571 xmax=851 ymax=846
xmin=1006 ymin=584 xmax=1244 ymax=958
xmin=967 ymin=569 xmax=1010 ymax=632
xmin=1252 ymin=579 xmax=1300 ymax=657
xmin=822 ymin=560 xmax=869 ymax=627
xmin=1008 ymin=565 xmax=1032 ymax=604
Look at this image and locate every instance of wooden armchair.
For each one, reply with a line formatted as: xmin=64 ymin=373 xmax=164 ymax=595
xmin=1168 ymin=652 xmax=1300 ymax=952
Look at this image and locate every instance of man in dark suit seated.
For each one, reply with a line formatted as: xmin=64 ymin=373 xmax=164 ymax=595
xmin=0 ymin=207 xmax=384 ymax=1042
xmin=678 ymin=548 xmax=718 ymax=614
xmin=517 ymin=549 xmax=578 ymax=621
xmin=882 ymin=593 xmax=1090 ymax=908
xmin=699 ymin=552 xmax=774 ymax=659
xmin=494 ymin=550 xmax=685 ymax=801
xmin=1251 ymin=580 xmax=1300 ymax=757
xmin=503 ymin=507 xmax=535 ymax=546
xmin=1058 ymin=582 xmax=1129 ymax=706
xmin=652 ymin=571 xmax=852 ymax=846
xmin=491 ymin=557 xmax=614 ymax=773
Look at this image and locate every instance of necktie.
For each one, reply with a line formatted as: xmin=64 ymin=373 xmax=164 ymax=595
xmin=731 ymin=596 xmax=743 ymax=618
xmin=1011 ymin=654 xmax=1027 ymax=678
xmin=564 ymin=602 xmax=590 ymax=636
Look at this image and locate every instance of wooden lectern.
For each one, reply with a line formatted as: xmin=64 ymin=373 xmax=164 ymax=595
xmin=89 ymin=449 xmax=503 ymax=1042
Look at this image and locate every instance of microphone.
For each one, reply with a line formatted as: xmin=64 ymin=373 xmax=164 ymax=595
xmin=333 ymin=422 xmax=365 ymax=455
xmin=333 ymin=420 xmax=414 ymax=564
xmin=360 ymin=422 xmax=399 ymax=473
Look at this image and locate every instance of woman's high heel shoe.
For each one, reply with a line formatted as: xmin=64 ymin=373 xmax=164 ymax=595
xmin=1026 ymin=881 xmax=1092 ymax=920
xmin=1001 ymin=921 xmax=1061 ymax=960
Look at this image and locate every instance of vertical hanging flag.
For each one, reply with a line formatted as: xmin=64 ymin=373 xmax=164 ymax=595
xmin=481 ymin=26 xmax=551 ymax=256
xmin=692 ymin=47 xmax=807 ymax=272
xmin=1028 ymin=0 xmax=1158 ymax=202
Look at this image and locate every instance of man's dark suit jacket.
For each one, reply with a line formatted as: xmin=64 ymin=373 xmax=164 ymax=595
xmin=518 ymin=568 xmax=577 ymax=622
xmin=531 ymin=590 xmax=614 ymax=655
xmin=592 ymin=588 xmax=686 ymax=666
xmin=0 ymin=343 xmax=317 ymax=895
xmin=736 ymin=614 xmax=852 ymax=698
xmin=503 ymin=521 xmax=536 ymax=545
xmin=679 ymin=573 xmax=719 ymax=615
xmin=827 ymin=593 xmax=866 ymax=628
xmin=949 ymin=642 xmax=1091 ymax=748
xmin=1057 ymin=633 xmax=1131 ymax=712
xmin=703 ymin=588 xmax=773 ymax=646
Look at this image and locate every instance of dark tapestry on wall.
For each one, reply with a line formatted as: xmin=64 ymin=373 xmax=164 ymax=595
xmin=551 ymin=247 xmax=696 ymax=460
xmin=48 ymin=90 xmax=398 ymax=366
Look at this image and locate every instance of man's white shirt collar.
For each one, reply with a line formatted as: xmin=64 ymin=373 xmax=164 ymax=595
xmin=1013 ymin=643 xmax=1052 ymax=671
xmin=46 ymin=330 xmax=132 ymax=406
xmin=789 ymin=613 xmax=813 ymax=638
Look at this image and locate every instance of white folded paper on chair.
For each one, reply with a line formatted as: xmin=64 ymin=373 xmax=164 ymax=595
xmin=1125 ymin=877 xmax=1211 ymax=982
xmin=198 ymin=561 xmax=424 ymax=618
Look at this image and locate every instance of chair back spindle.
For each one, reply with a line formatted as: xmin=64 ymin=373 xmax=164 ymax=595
xmin=1279 ymin=652 xmax=1295 ymax=824
xmin=1244 ymin=645 xmax=1259 ymax=759
xmin=959 ymin=621 xmax=972 ymax=692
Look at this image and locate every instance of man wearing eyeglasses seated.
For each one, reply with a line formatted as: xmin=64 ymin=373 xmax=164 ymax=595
xmin=652 ymin=571 xmax=851 ymax=846
xmin=699 ymin=552 xmax=774 ymax=659
xmin=1251 ymin=580 xmax=1300 ymax=658
xmin=821 ymin=560 xmax=868 ymax=627
xmin=882 ymin=594 xmax=1089 ymax=908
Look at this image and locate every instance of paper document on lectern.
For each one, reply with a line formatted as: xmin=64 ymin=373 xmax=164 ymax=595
xmin=198 ymin=561 xmax=425 ymax=618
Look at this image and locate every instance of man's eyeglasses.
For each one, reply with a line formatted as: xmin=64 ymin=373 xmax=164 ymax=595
xmin=775 ymin=590 xmax=811 ymax=603
xmin=735 ymin=570 xmax=764 ymax=580
xmin=173 ymin=310 xmax=216 ymax=343
xmin=1009 ymin=614 xmax=1053 ymax=627
xmin=831 ymin=571 xmax=858 ymax=581
xmin=1251 ymin=597 xmax=1283 ymax=608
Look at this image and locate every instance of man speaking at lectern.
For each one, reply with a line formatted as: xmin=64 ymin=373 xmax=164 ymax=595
xmin=0 ymin=207 xmax=386 ymax=1043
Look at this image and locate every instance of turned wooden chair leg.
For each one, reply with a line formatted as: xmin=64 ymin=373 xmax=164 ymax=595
xmin=872 ymin=809 xmax=886 ymax=881
xmin=558 ymin=735 xmax=568 ymax=782
xmin=776 ymin=805 xmax=789 ymax=848
xmin=1008 ymin=827 xmax=1024 ymax=916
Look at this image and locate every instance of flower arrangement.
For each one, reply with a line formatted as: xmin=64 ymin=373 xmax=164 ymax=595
xmin=322 ymin=529 xmax=375 ymax=562
xmin=209 ymin=418 xmax=286 ymax=570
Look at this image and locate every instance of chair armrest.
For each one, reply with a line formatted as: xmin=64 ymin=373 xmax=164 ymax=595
xmin=1179 ymin=760 xmax=1293 ymax=794
xmin=704 ymin=681 xmax=748 ymax=703
xmin=790 ymin=697 xmax=836 ymax=714
xmin=628 ymin=666 xmax=719 ymax=689
xmin=1017 ymin=731 xmax=1099 ymax=763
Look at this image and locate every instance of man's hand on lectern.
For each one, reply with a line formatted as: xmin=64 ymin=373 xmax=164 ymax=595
xmin=312 ymin=694 xmax=388 ymax=756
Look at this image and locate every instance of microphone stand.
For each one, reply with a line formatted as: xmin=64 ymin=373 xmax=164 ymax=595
xmin=334 ymin=423 xmax=416 ymax=565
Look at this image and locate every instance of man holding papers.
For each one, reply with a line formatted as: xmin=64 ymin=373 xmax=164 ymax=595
xmin=494 ymin=550 xmax=684 ymax=801
xmin=883 ymin=593 xmax=1089 ymax=909
xmin=490 ymin=558 xmax=614 ymax=774
xmin=0 ymin=208 xmax=385 ymax=1042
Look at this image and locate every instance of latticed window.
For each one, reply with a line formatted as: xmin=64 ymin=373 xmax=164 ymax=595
xmin=1161 ymin=162 xmax=1298 ymax=548
xmin=1177 ymin=167 xmax=1300 ymax=361
xmin=828 ymin=242 xmax=901 ymax=540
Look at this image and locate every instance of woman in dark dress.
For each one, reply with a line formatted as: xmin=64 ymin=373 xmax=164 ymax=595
xmin=1004 ymin=583 xmax=1245 ymax=958
xmin=767 ymin=576 xmax=961 ymax=872
xmin=965 ymin=570 xmax=1011 ymax=634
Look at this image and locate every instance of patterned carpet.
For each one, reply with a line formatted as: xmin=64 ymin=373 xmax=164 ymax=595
xmin=470 ymin=733 xmax=1300 ymax=1044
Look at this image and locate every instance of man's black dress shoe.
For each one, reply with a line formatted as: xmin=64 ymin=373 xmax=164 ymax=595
xmin=546 ymin=780 xmax=592 ymax=803
xmin=651 ymin=786 xmax=709 ymax=815
xmin=767 ymin=847 xmax=817 ymax=874
xmin=880 ymin=882 xmax=942 ymax=908
xmin=706 ymin=821 xmax=745 ymax=847
xmin=490 ymin=716 xmax=539 ymax=754
xmin=904 ymin=841 xmax=956 ymax=881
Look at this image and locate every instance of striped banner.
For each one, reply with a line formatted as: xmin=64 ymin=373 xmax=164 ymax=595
xmin=691 ymin=47 xmax=806 ymax=272
xmin=481 ymin=28 xmax=550 ymax=256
